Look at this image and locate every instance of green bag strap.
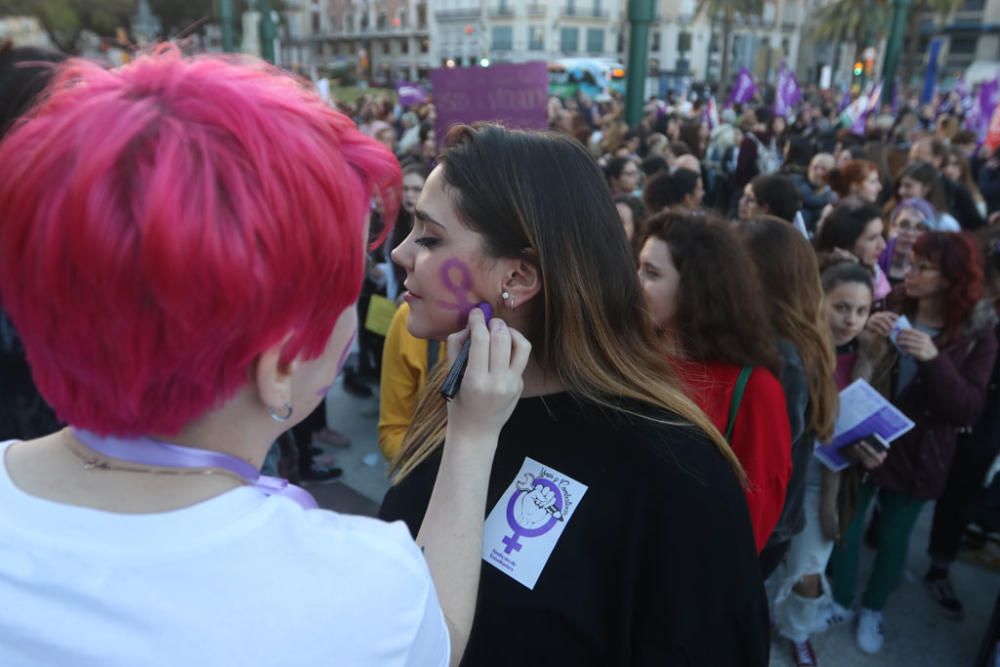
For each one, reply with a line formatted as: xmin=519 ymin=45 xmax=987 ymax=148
xmin=724 ymin=366 xmax=754 ymax=442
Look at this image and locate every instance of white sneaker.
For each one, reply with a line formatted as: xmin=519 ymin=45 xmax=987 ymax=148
xmin=856 ymin=608 xmax=884 ymax=655
xmin=819 ymin=601 xmax=855 ymax=632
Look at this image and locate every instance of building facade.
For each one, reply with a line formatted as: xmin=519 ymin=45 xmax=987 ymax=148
xmin=279 ymin=0 xmax=809 ymax=85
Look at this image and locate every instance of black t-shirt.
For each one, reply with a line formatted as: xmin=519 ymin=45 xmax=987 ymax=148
xmin=379 ymin=393 xmax=769 ymax=666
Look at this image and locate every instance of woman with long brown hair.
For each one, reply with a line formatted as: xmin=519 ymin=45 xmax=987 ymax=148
xmin=738 ymin=218 xmax=839 ymax=574
xmin=637 ymin=211 xmax=792 ymax=554
xmin=381 ymin=124 xmax=768 ymax=665
xmin=830 ymin=232 xmax=998 ymax=655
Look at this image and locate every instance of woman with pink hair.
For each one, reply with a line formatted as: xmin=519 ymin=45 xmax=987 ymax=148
xmin=0 ymin=49 xmax=527 ymax=665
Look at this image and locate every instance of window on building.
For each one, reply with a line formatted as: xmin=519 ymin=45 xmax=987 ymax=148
xmin=651 ymin=31 xmax=660 ymax=52
xmin=561 ymin=27 xmax=579 ymax=53
xmin=377 ymin=12 xmax=387 ymax=30
xmin=617 ymin=31 xmax=624 ymax=53
xmin=678 ymin=32 xmax=691 ymax=53
xmin=763 ymin=1 xmax=776 ymax=22
xmin=361 ymin=13 xmax=369 ymax=31
xmin=592 ymin=0 xmax=602 ymax=16
xmin=781 ymin=37 xmax=790 ymax=56
xmin=417 ymin=4 xmax=427 ymax=28
xmin=529 ymin=25 xmax=545 ymax=51
xmin=421 ymin=38 xmax=429 ymax=53
xmin=586 ymin=28 xmax=604 ymax=53
xmin=949 ymin=35 xmax=978 ymax=55
xmin=381 ymin=40 xmax=390 ymax=54
xmin=960 ymin=0 xmax=985 ymax=10
xmin=492 ymin=26 xmax=513 ymax=51
xmin=401 ymin=38 xmax=409 ymax=54
xmin=312 ymin=12 xmax=321 ymax=34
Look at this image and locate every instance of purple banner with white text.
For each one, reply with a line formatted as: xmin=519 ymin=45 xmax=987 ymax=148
xmin=430 ymin=62 xmax=549 ymax=145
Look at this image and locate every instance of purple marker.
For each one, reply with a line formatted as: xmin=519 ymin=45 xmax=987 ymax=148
xmin=440 ymin=301 xmax=492 ymax=400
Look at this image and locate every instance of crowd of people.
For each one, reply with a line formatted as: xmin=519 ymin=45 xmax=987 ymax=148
xmin=1 ymin=42 xmax=999 ymax=667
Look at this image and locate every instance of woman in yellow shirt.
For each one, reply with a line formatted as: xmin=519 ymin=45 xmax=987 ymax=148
xmin=378 ymin=302 xmax=443 ymax=461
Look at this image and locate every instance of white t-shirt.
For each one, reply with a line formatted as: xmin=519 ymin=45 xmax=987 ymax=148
xmin=0 ymin=441 xmax=449 ymax=667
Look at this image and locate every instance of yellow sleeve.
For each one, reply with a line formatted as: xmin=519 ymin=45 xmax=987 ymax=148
xmin=378 ymin=302 xmax=428 ymax=462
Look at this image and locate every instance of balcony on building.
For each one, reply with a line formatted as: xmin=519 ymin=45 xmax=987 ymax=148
xmin=490 ymin=2 xmax=515 ymax=18
xmin=561 ymin=3 xmax=610 ymax=19
xmin=435 ymin=7 xmax=482 ymax=20
xmin=527 ymin=3 xmax=546 ymax=17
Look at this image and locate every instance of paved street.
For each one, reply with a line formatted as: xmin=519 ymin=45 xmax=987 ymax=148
xmin=312 ymin=375 xmax=1000 ymax=666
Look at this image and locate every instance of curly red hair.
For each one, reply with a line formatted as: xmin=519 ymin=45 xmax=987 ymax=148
xmin=910 ymin=232 xmax=984 ymax=342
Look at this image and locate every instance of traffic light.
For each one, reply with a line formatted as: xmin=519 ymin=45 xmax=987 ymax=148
xmin=853 ymin=61 xmax=864 ymax=77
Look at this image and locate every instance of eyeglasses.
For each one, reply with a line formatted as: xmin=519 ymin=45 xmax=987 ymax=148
xmin=622 ymin=169 xmax=639 ymax=176
xmin=896 ymin=220 xmax=929 ymax=233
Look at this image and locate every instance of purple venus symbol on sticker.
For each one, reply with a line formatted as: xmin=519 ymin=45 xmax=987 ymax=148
xmin=502 ymin=476 xmax=564 ymax=554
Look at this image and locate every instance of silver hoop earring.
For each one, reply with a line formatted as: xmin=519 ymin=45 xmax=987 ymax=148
xmin=270 ymin=402 xmax=293 ymax=422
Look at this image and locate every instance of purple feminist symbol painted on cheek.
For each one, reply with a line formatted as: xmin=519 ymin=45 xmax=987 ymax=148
xmin=437 ymin=258 xmax=479 ymax=328
xmin=502 ymin=477 xmax=564 ymax=554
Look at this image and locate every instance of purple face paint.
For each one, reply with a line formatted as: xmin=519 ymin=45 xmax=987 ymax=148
xmin=436 ymin=257 xmax=479 ymax=328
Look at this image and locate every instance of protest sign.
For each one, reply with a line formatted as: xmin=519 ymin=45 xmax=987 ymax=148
xmin=431 ymin=62 xmax=548 ymax=144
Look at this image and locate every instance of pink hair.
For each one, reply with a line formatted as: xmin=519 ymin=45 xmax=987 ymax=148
xmin=0 ymin=47 xmax=400 ymax=436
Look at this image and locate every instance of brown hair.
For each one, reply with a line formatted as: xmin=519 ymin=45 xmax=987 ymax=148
xmin=738 ymin=217 xmax=839 ymax=440
xmin=391 ymin=124 xmax=744 ymax=484
xmin=828 ymin=159 xmax=878 ymax=198
xmin=944 ymin=146 xmax=985 ymax=206
xmin=642 ymin=211 xmax=780 ymax=375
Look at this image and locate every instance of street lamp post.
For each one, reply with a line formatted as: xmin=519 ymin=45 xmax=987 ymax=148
xmin=881 ymin=0 xmax=912 ymax=104
xmin=625 ymin=0 xmax=655 ymax=128
xmin=259 ymin=0 xmax=277 ymax=64
xmin=220 ymin=0 xmax=235 ymax=53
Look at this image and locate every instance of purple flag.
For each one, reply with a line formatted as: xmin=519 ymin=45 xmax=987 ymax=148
xmin=976 ymin=79 xmax=1000 ymax=138
xmin=849 ymin=83 xmax=882 ymax=135
xmin=396 ymin=81 xmax=427 ymax=107
xmin=773 ymin=62 xmax=801 ymax=118
xmin=838 ymin=89 xmax=852 ymax=114
xmin=728 ymin=67 xmax=757 ymax=106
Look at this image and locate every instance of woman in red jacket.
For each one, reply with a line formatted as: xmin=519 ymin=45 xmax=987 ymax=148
xmin=638 ymin=211 xmax=792 ymax=552
xmin=830 ymin=231 xmax=998 ymax=656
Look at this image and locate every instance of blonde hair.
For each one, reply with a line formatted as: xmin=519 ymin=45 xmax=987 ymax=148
xmin=739 ymin=217 xmax=839 ymax=440
xmin=391 ymin=124 xmax=744 ymax=485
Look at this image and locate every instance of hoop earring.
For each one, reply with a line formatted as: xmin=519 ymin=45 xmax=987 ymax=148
xmin=270 ymin=402 xmax=293 ymax=422
xmin=501 ymin=290 xmax=510 ymax=301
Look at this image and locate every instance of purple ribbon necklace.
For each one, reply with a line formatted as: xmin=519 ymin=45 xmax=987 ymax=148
xmin=70 ymin=428 xmax=318 ymax=510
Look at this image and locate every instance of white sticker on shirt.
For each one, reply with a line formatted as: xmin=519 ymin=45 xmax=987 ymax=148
xmin=482 ymin=457 xmax=588 ymax=590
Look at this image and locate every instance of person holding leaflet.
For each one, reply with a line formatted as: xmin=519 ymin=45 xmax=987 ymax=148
xmin=829 ymin=232 xmax=998 ymax=655
xmin=382 ymin=124 xmax=768 ymax=666
xmin=770 ymin=260 xmax=886 ymax=666
xmin=0 ymin=49 xmax=527 ymax=666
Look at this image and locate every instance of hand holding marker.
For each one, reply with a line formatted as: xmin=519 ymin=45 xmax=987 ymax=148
xmin=441 ymin=302 xmax=493 ymax=400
